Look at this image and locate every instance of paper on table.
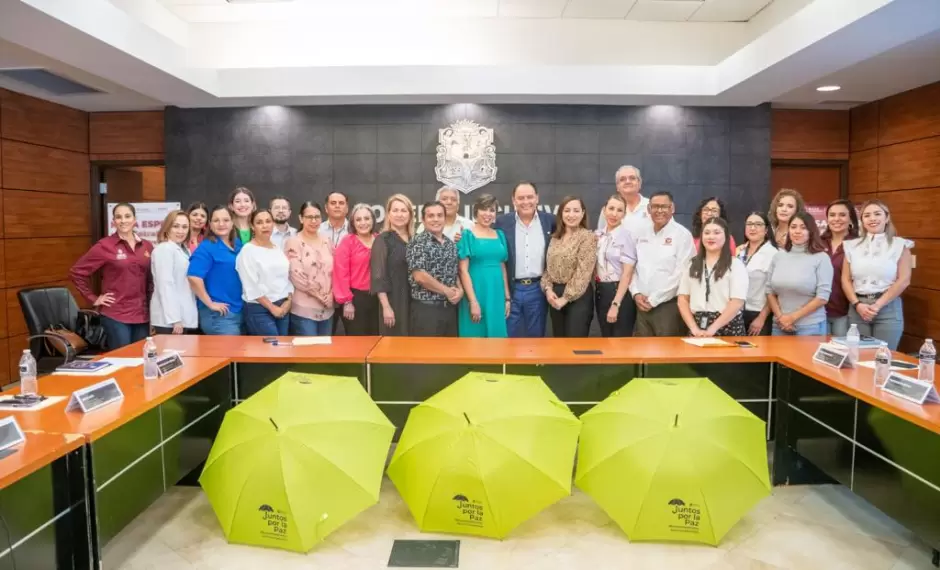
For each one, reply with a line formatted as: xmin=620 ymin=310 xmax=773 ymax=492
xmin=291 ymin=337 xmax=333 ymax=346
xmin=681 ymin=337 xmax=734 ymax=347
xmin=98 ymin=358 xmax=144 ymax=368
xmin=0 ymin=395 xmax=67 ymax=411
xmin=856 ymin=360 xmax=918 ymax=372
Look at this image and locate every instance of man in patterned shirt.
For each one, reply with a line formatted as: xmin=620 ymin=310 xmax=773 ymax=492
xmin=407 ymin=201 xmax=464 ymax=336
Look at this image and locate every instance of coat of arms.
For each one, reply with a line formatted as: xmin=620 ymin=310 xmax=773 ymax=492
xmin=434 ymin=119 xmax=497 ymax=194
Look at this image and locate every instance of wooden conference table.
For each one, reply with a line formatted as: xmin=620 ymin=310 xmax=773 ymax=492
xmin=3 ymin=334 xmax=940 ymax=568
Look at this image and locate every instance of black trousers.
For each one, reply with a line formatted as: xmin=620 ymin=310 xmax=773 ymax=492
xmin=549 ymin=283 xmax=594 ymax=338
xmin=595 ymin=281 xmax=636 ymax=337
xmin=152 ymin=326 xmax=200 ymax=335
xmin=410 ymin=300 xmax=458 ymax=337
xmin=342 ymin=288 xmax=379 ymax=336
xmin=743 ymin=309 xmax=772 ymax=335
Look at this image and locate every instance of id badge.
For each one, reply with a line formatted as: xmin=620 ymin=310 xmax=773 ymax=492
xmin=699 ymin=316 xmax=709 ymax=330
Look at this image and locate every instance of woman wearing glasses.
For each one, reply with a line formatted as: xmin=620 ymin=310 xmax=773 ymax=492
xmin=735 ymin=212 xmax=778 ymax=335
xmin=284 ymin=202 xmax=334 ymax=336
xmin=692 ymin=197 xmax=736 ymax=252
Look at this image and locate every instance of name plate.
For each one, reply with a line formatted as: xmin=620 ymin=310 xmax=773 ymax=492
xmin=813 ymin=344 xmax=851 ymax=369
xmin=65 ymin=378 xmax=124 ymax=414
xmin=156 ymin=352 xmax=184 ymax=376
xmin=0 ymin=417 xmax=25 ymax=453
xmin=882 ymin=372 xmax=940 ymax=405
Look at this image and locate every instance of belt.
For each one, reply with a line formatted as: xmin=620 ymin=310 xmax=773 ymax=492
xmin=857 ymin=292 xmax=885 ymax=300
xmin=515 ymin=277 xmax=541 ymax=285
xmin=415 ymin=299 xmax=449 ymax=306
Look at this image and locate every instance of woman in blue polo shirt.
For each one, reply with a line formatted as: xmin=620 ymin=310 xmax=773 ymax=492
xmin=187 ymin=205 xmax=244 ymax=335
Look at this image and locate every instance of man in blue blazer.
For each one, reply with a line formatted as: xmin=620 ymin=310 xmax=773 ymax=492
xmin=494 ymin=181 xmax=557 ymax=337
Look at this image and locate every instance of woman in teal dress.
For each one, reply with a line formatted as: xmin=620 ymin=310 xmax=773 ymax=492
xmin=458 ymin=194 xmax=510 ymax=338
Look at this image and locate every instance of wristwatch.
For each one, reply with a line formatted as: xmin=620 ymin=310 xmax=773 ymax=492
xmin=612 ymin=300 xmax=621 ymax=307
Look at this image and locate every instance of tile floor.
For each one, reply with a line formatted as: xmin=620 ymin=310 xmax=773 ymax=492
xmin=106 ymin=481 xmax=937 ymax=570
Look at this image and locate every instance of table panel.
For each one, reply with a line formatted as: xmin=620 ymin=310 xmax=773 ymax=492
xmin=0 ymin=446 xmax=89 ymax=570
xmin=235 ymin=362 xmax=365 ymax=401
xmin=370 ymin=363 xmax=502 ymax=403
xmin=504 ymin=364 xmax=638 ymax=403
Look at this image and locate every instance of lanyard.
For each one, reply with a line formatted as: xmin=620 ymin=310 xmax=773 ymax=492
xmin=703 ymin=265 xmax=713 ymax=304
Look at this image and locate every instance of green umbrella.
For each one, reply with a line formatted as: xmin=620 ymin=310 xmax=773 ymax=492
xmin=387 ymin=372 xmax=580 ymax=539
xmin=200 ymin=372 xmax=394 ymax=552
xmin=576 ymin=377 xmax=770 ymax=545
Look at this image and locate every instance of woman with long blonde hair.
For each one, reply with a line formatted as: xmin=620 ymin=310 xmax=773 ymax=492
xmin=768 ymin=188 xmax=805 ymax=247
xmin=151 ymin=210 xmax=198 ymax=334
xmin=841 ymin=199 xmax=913 ymax=349
xmin=371 ymin=194 xmax=415 ymax=335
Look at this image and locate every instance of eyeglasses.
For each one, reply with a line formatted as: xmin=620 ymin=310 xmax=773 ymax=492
xmin=302 ymin=215 xmax=322 ymax=221
xmin=649 ymin=204 xmax=671 ymax=211
xmin=702 ymin=207 xmax=721 ymax=214
xmin=745 ymin=222 xmax=766 ymax=228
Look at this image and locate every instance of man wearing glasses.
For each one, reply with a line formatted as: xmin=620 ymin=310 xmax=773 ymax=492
xmin=629 ymin=191 xmax=695 ymax=337
xmin=270 ymin=196 xmax=297 ymax=250
xmin=598 ymin=165 xmax=649 ymax=236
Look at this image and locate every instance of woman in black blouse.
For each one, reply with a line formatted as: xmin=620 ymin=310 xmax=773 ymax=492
xmin=371 ymin=194 xmax=415 ymax=335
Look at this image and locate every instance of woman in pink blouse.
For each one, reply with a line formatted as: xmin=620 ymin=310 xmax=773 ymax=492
xmin=285 ymin=201 xmax=334 ymax=336
xmin=333 ymin=203 xmax=379 ymax=335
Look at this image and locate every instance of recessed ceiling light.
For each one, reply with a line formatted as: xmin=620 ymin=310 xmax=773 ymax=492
xmin=816 ymin=85 xmax=841 ymax=92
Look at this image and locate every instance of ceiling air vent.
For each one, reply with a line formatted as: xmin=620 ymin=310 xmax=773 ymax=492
xmin=0 ymin=68 xmax=102 ymax=96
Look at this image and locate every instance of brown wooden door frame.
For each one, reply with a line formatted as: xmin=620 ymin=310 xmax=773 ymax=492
xmin=90 ymin=159 xmax=165 ymax=241
xmin=770 ymin=158 xmax=849 ymax=201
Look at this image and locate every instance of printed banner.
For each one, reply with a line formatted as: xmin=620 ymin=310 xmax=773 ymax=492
xmin=107 ymin=202 xmax=182 ymax=243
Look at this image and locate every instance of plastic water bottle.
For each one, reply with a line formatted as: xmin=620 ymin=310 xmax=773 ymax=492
xmin=918 ymin=338 xmax=935 ymax=384
xmin=845 ymin=324 xmax=860 ymax=366
xmin=18 ymin=349 xmax=37 ymax=397
xmin=874 ymin=342 xmax=891 ymax=388
xmin=143 ymin=337 xmax=159 ymax=380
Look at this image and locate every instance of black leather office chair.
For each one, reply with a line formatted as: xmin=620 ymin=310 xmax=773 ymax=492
xmin=17 ymin=286 xmax=100 ymax=374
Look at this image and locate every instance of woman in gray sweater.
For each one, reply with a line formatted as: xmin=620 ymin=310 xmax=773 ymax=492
xmin=766 ymin=211 xmax=833 ymax=336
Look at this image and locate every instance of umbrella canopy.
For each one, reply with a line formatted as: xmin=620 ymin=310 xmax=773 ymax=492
xmin=387 ymin=372 xmax=580 ymax=539
xmin=575 ymin=377 xmax=770 ymax=546
xmin=200 ymin=372 xmax=394 ymax=552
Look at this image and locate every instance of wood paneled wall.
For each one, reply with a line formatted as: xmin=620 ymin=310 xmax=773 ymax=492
xmin=847 ymin=81 xmax=940 ymax=352
xmin=90 ymin=111 xmax=165 ymax=162
xmin=771 ymin=109 xmax=850 ymax=160
xmin=0 ymin=89 xmax=92 ymax=384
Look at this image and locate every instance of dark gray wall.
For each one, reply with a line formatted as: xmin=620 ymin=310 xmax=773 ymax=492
xmin=165 ymin=103 xmax=770 ymax=232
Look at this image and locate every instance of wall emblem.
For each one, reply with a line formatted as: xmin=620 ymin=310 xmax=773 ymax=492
xmin=434 ymin=119 xmax=497 ymax=194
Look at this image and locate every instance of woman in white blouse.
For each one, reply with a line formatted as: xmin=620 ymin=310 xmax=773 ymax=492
xmin=842 ymin=199 xmax=913 ymax=350
xmin=235 ymin=209 xmax=294 ymax=336
xmin=678 ymin=218 xmax=749 ymax=337
xmin=151 ymin=210 xmax=199 ymax=334
xmin=735 ymin=212 xmax=777 ymax=335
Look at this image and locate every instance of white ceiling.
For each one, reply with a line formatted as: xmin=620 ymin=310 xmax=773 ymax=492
xmin=0 ymin=0 xmax=937 ymax=111
xmin=155 ymin=0 xmax=775 ymax=22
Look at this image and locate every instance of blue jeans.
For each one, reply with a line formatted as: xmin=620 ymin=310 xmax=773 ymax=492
xmin=772 ymin=320 xmax=828 ymax=336
xmin=827 ymin=315 xmax=849 ymax=337
xmin=198 ymin=305 xmax=244 ymax=335
xmin=290 ymin=314 xmax=332 ymax=336
xmin=849 ymin=297 xmax=904 ymax=351
xmin=101 ymin=316 xmax=149 ymax=350
xmin=243 ymin=300 xmax=290 ymax=336
xmin=507 ymin=281 xmax=547 ymax=338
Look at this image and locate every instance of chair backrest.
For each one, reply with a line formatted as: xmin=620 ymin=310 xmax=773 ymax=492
xmin=17 ymin=287 xmax=80 ymax=358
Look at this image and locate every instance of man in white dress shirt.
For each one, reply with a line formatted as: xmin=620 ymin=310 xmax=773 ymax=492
xmin=629 ymin=191 xmax=695 ymax=337
xmin=597 ymin=165 xmax=650 ymax=236
xmin=270 ymin=196 xmax=297 ymax=250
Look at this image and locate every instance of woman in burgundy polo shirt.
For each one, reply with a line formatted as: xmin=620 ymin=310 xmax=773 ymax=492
xmin=70 ymin=203 xmax=154 ymax=350
xmin=821 ymin=199 xmax=859 ymax=337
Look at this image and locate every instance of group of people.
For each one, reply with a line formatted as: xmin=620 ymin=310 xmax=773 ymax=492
xmin=68 ymin=165 xmax=913 ymax=351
